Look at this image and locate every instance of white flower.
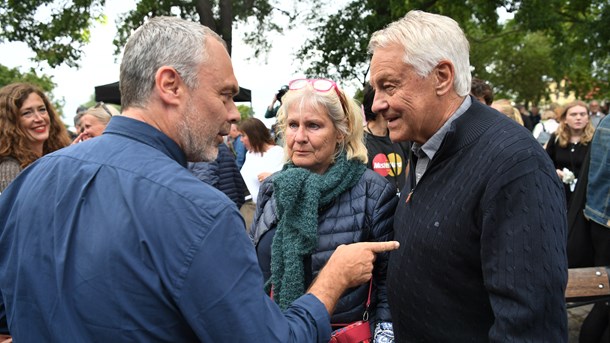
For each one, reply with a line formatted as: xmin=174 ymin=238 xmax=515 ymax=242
xmin=562 ymin=168 xmax=575 ymax=184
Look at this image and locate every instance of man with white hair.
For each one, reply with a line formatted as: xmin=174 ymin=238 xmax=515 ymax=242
xmin=369 ymin=10 xmax=568 ymax=342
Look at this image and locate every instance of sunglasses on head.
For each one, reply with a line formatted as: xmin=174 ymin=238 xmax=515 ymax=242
xmin=95 ymin=102 xmax=113 ymax=117
xmin=288 ymin=78 xmax=348 ymax=115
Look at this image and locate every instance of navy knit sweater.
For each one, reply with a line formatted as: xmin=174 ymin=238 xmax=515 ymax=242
xmin=389 ymin=99 xmax=568 ymax=342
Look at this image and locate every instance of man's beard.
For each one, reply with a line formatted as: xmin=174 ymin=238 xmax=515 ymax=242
xmin=178 ymin=98 xmax=219 ymax=162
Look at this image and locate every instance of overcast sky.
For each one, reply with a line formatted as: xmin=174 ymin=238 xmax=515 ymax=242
xmin=0 ymin=0 xmax=355 ymax=128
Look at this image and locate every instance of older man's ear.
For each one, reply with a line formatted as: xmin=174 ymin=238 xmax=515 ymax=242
xmin=433 ymin=60 xmax=455 ymax=96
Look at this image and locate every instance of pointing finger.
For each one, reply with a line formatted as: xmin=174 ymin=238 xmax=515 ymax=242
xmin=360 ymin=241 xmax=400 ymax=253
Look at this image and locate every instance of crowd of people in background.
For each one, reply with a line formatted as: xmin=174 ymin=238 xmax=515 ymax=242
xmin=0 ymin=9 xmax=609 ymax=343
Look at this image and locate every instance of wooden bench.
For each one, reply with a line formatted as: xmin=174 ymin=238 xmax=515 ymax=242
xmin=566 ymin=267 xmax=610 ymax=304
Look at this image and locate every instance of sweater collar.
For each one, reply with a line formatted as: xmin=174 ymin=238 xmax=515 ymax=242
xmin=412 ymin=96 xmax=471 ymax=161
xmin=437 ymin=96 xmax=499 ymax=157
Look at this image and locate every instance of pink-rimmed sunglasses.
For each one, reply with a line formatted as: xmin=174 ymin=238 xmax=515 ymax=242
xmin=288 ymin=78 xmax=348 ymax=115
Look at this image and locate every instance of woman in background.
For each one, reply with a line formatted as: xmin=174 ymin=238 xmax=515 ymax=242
xmin=0 ymin=82 xmax=70 ymax=192
xmin=491 ymin=99 xmax=524 ymax=126
xmin=545 ymin=100 xmax=595 ymax=208
xmin=238 ymin=117 xmax=284 ymax=204
xmin=72 ymin=102 xmax=119 ymax=143
xmin=238 ymin=117 xmax=284 ymax=230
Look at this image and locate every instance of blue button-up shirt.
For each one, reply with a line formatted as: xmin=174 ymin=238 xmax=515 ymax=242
xmin=0 ymin=116 xmax=330 ymax=342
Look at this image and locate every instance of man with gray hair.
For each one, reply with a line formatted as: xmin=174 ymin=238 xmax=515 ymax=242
xmin=0 ymin=16 xmax=398 ymax=341
xmin=368 ymin=10 xmax=568 ymax=341
xmin=589 ymin=99 xmax=605 ymax=127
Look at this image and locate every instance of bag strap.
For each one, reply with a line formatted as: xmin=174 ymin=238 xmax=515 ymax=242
xmin=272 ymin=278 xmax=374 ymax=326
xmin=362 ymin=278 xmax=372 ymax=321
xmin=331 ymin=278 xmax=373 ymax=327
xmin=364 ymin=278 xmax=372 ymax=310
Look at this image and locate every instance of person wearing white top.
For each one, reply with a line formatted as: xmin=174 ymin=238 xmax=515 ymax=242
xmin=238 ymin=118 xmax=285 ymax=204
xmin=532 ymin=109 xmax=560 ymax=146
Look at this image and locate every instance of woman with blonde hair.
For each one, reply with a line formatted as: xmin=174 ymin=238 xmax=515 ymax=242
xmin=250 ymin=78 xmax=397 ymax=341
xmin=72 ymin=102 xmax=119 ymax=143
xmin=0 ymin=82 xmax=71 ymax=192
xmin=491 ymin=99 xmax=524 ymax=126
xmin=545 ymin=100 xmax=595 ymax=207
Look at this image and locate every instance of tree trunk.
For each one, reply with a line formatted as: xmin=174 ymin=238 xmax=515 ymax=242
xmin=194 ymin=0 xmax=233 ymax=56
xmin=219 ymin=0 xmax=233 ymax=55
xmin=194 ymin=0 xmax=217 ymax=32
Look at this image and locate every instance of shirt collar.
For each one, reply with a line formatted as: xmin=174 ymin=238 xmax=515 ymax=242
xmin=103 ymin=116 xmax=187 ymax=167
xmin=412 ymin=96 xmax=472 ymax=160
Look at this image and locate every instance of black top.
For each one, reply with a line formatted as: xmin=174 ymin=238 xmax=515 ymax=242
xmin=364 ymin=131 xmax=409 ymax=196
xmin=545 ymin=134 xmax=589 ymax=178
xmin=545 ymin=133 xmax=590 ymax=206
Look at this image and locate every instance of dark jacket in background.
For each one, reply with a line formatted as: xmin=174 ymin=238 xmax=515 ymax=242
xmin=189 ymin=143 xmax=246 ymax=208
xmin=521 ymin=112 xmax=534 ymax=131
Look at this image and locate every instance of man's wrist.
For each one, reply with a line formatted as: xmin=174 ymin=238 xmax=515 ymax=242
xmin=307 ymin=267 xmax=348 ymax=315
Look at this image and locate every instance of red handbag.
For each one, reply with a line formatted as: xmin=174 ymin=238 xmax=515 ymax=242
xmin=329 ymin=320 xmax=371 ymax=343
xmin=328 ymin=279 xmax=373 ymax=343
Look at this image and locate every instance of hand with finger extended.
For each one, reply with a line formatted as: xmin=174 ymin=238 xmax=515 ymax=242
xmin=327 ymin=242 xmax=396 ymax=288
xmin=308 ymin=241 xmax=399 ymax=314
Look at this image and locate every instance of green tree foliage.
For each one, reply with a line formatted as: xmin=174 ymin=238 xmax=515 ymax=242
xmin=113 ymin=0 xmax=299 ymax=57
xmin=508 ymin=0 xmax=610 ymax=102
xmin=299 ymin=0 xmax=610 ymax=104
xmin=115 ymin=1 xmax=343 ymax=60
xmin=297 ymin=0 xmax=387 ymax=85
xmin=0 ymin=64 xmax=65 ymax=116
xmin=237 ymin=104 xmax=254 ymax=120
xmin=471 ymin=30 xmax=555 ymax=105
xmin=297 ymin=0 xmax=505 ymax=84
xmin=0 ymin=0 xmax=293 ymax=66
xmin=0 ymin=65 xmax=55 ymax=91
xmin=2 ymin=0 xmax=608 ymax=104
xmin=0 ymin=0 xmax=106 ymax=68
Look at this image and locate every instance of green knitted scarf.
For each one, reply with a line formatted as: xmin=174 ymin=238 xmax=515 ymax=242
xmin=268 ymin=152 xmax=366 ymax=309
